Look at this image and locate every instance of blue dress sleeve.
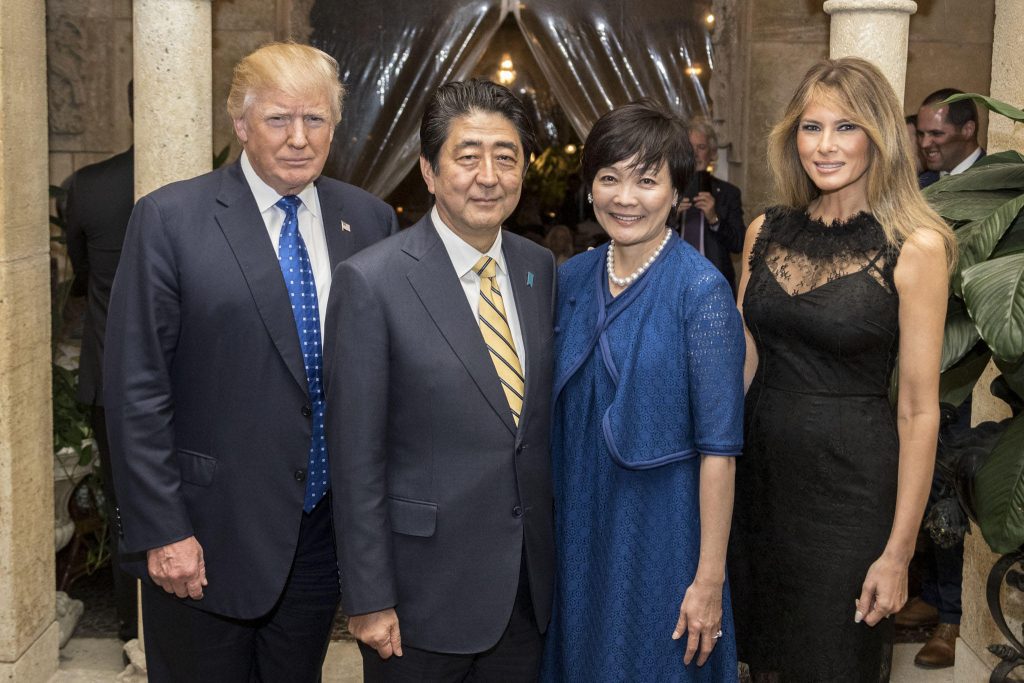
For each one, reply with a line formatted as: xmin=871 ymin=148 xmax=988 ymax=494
xmin=685 ymin=270 xmax=745 ymax=456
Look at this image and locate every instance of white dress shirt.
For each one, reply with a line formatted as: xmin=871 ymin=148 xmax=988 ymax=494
xmin=431 ymin=206 xmax=527 ymax=367
xmin=943 ymin=146 xmax=983 ymax=177
xmin=240 ymin=151 xmax=332 ymax=341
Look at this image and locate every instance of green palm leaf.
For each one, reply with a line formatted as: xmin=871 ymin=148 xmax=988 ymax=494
xmin=946 ymin=93 xmax=1024 ymax=123
xmin=926 ymin=189 xmax=1021 ymax=222
xmin=941 ymin=299 xmax=981 ymax=371
xmin=975 ymin=413 xmax=1024 ymax=553
xmin=940 ymin=343 xmax=990 ymax=406
xmin=955 ymin=193 xmax=1024 ymax=272
xmin=923 ymin=164 xmax=1024 ymax=194
xmin=962 ymin=253 xmax=1024 ymax=361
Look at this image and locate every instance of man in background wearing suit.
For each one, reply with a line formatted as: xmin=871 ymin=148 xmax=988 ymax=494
xmin=897 ymin=88 xmax=984 ymax=670
xmin=916 ymin=88 xmax=984 ymax=190
xmin=677 ymin=118 xmax=746 ymax=295
xmin=64 ymin=80 xmax=136 ymax=642
xmin=103 ymin=43 xmax=397 ymax=681
xmin=325 ymin=79 xmax=556 ymax=681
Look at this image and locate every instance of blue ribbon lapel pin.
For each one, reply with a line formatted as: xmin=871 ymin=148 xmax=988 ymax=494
xmin=527 ymin=271 xmax=535 ymax=287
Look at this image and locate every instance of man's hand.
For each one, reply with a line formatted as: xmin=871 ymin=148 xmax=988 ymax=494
xmin=147 ymin=535 xmax=207 ymax=600
xmin=348 ymin=608 xmax=403 ymax=660
xmin=692 ymin=191 xmax=718 ymax=224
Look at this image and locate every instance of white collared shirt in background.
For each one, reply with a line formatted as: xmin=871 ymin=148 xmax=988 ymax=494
xmin=431 ymin=206 xmax=527 ymax=368
xmin=942 ymin=146 xmax=984 ymax=177
xmin=240 ymin=151 xmax=332 ymax=340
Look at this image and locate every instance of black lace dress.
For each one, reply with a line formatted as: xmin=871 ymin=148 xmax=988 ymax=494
xmin=729 ymin=207 xmax=900 ymax=682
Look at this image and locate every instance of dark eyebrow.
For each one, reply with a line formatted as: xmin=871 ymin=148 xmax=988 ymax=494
xmin=452 ymin=139 xmax=519 ymax=153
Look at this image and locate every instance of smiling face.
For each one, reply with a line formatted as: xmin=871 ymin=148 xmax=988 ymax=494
xmin=592 ymin=156 xmax=677 ymax=253
xmin=233 ymin=88 xmax=335 ymax=196
xmin=420 ymin=110 xmax=525 ymax=250
xmin=916 ymin=103 xmax=977 ymax=172
xmin=796 ymin=100 xmax=871 ymax=202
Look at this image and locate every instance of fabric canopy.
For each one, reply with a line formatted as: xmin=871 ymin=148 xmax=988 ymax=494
xmin=310 ymin=0 xmax=712 ymax=197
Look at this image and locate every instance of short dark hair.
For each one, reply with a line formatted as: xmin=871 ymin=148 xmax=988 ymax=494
xmin=920 ymin=88 xmax=978 ymax=129
xmin=904 ymin=113 xmax=916 ymax=126
xmin=582 ymin=100 xmax=694 ymax=194
xmin=420 ymin=79 xmax=538 ymax=173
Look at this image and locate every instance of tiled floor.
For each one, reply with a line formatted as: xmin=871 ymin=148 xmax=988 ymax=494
xmin=54 ymin=637 xmax=953 ymax=682
xmin=62 ymin=569 xmax=956 ymax=680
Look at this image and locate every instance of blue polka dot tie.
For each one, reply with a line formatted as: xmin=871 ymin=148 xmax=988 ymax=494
xmin=276 ymin=195 xmax=328 ymax=512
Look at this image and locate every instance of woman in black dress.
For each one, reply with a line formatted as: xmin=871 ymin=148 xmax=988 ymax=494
xmin=729 ymin=58 xmax=955 ymax=681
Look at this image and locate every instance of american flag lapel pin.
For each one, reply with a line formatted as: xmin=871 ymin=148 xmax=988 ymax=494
xmin=340 ymin=220 xmax=351 ymax=232
xmin=527 ymin=272 xmax=535 ymax=287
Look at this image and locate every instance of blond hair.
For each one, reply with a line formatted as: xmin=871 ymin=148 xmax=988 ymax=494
xmin=768 ymin=57 xmax=956 ymax=269
xmin=227 ymin=42 xmax=344 ymax=124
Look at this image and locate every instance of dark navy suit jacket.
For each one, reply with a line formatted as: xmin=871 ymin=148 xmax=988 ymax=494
xmin=324 ymin=215 xmax=556 ymax=653
xmin=103 ymin=160 xmax=397 ymax=618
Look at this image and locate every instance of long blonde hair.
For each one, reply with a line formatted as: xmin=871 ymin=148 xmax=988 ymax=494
xmin=768 ymin=57 xmax=956 ymax=269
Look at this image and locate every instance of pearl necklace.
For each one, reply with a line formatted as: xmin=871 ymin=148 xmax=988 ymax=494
xmin=606 ymin=228 xmax=672 ymax=288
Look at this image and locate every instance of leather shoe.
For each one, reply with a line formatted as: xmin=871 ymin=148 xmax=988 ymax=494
xmin=914 ymin=623 xmax=958 ymax=669
xmin=895 ymin=596 xmax=939 ymax=627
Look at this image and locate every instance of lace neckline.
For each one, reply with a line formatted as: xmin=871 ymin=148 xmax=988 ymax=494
xmin=801 ymin=210 xmax=878 ymax=236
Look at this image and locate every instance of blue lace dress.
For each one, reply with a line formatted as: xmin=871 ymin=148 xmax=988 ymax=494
xmin=541 ymin=235 xmax=745 ymax=682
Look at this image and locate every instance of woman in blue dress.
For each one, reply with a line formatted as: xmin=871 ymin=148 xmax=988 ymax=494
xmin=541 ymin=102 xmax=745 ymax=682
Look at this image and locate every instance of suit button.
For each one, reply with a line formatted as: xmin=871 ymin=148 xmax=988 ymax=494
xmin=294 ymin=469 xmax=307 ymax=482
xmin=512 ymin=505 xmax=523 ymax=518
xmin=301 ymin=405 xmax=313 ymax=417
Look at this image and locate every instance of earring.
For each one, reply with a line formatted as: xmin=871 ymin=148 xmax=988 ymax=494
xmin=587 ymin=192 xmax=593 ymax=204
xmin=672 ymin=197 xmax=679 ymax=208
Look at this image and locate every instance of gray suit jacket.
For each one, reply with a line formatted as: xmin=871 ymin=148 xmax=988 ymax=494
xmin=324 ymin=214 xmax=556 ymax=654
xmin=104 ymin=160 xmax=397 ymax=618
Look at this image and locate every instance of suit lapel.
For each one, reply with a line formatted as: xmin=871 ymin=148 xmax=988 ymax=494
xmin=404 ymin=218 xmax=518 ymax=436
xmin=214 ymin=163 xmax=308 ymax=394
xmin=316 ymin=179 xmax=355 ymax=269
xmin=502 ymin=235 xmax=539 ymax=437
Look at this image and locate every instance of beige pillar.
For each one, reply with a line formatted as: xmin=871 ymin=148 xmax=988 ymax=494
xmin=823 ymin=0 xmax=918 ymax=105
xmin=987 ymin=0 xmax=1024 ymax=153
xmin=955 ymin=2 xmax=1024 ymax=678
xmin=124 ymin=1 xmax=212 ymax=672
xmin=0 ymin=1 xmax=60 ymax=680
xmin=133 ymin=0 xmax=213 ymax=198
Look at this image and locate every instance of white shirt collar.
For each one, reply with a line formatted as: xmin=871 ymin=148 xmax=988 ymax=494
xmin=430 ymin=206 xmax=506 ymax=278
xmin=240 ymin=151 xmax=320 ymax=217
xmin=947 ymin=147 xmax=983 ymax=176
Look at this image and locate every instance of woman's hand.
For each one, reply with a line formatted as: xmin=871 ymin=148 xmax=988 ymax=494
xmin=855 ymin=551 xmax=909 ymax=626
xmin=672 ymin=578 xmax=723 ymax=666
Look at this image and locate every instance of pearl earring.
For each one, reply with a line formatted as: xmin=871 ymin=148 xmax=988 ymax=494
xmin=587 ymin=192 xmax=593 ymax=204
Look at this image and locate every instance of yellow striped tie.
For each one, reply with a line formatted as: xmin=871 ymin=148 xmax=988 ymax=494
xmin=474 ymin=256 xmax=524 ymax=426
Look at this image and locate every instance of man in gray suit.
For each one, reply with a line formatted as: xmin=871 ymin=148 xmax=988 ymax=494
xmin=104 ymin=43 xmax=396 ymax=680
xmin=325 ymin=79 xmax=556 ymax=681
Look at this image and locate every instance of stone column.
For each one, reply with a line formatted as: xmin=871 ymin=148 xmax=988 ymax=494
xmin=986 ymin=0 xmax=1024 ymax=153
xmin=956 ymin=2 xmax=1024 ymax=679
xmin=0 ymin=0 xmax=60 ymax=680
xmin=133 ymin=0 xmax=213 ymax=198
xmin=823 ymin=0 xmax=918 ymax=106
xmin=124 ymin=1 xmax=212 ymax=674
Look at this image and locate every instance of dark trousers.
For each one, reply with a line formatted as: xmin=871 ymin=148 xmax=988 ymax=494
xmin=142 ymin=495 xmax=340 ymax=682
xmin=359 ymin=555 xmax=542 ymax=682
xmin=91 ymin=405 xmax=138 ymax=641
xmin=920 ymin=475 xmax=964 ymax=625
